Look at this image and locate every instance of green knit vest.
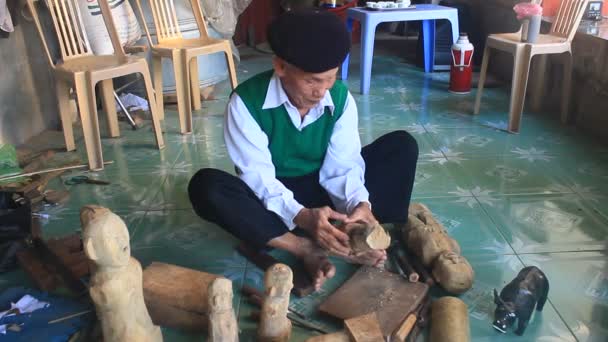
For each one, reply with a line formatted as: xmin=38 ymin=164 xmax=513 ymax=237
xmin=234 ymin=70 xmax=349 ymax=177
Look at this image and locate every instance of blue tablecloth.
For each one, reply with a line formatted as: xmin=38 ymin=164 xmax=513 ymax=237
xmin=0 ymin=287 xmax=93 ymax=342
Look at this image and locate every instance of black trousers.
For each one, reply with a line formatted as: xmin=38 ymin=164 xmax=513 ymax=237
xmin=188 ymin=130 xmax=419 ymax=250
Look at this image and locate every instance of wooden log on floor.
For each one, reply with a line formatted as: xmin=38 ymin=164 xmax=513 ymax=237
xmin=142 ymin=262 xmax=220 ymax=332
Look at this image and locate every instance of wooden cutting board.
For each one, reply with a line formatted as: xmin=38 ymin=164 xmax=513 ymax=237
xmin=319 ymin=266 xmax=429 ymax=337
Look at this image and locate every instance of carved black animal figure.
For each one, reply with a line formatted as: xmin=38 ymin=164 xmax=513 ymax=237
xmin=493 ymin=266 xmax=549 ymax=336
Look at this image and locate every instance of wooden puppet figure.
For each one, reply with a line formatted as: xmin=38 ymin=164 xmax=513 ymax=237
xmin=81 ymin=205 xmax=162 ymax=342
xmin=258 ymin=263 xmax=293 ymax=342
xmin=208 ymin=278 xmax=239 ymax=342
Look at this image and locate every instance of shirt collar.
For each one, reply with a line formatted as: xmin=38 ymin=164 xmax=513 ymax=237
xmin=262 ymin=72 xmax=335 ymax=115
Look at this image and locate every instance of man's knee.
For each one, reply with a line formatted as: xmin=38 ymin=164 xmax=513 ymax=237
xmin=387 ymin=130 xmax=419 ymax=161
xmin=188 ymin=168 xmax=233 ymax=209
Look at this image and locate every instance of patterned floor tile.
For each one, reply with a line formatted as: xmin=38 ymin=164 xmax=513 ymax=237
xmin=37 ymin=209 xmax=145 ymax=240
xmin=360 ymin=127 xmax=438 ymax=155
xmin=519 ymin=251 xmax=608 ymax=342
xmin=408 ymin=197 xmax=510 ymax=258
xmin=45 ymin=166 xmax=167 ymax=213
xmin=553 ymin=152 xmax=608 ymax=219
xmin=479 ymin=193 xmax=608 ymax=253
xmin=129 ymin=209 xmax=245 ymax=269
xmin=427 ymin=125 xmax=564 ymax=158
xmin=460 ymin=254 xmax=576 ymax=341
xmin=150 ymin=164 xmax=231 ymax=211
xmin=411 ymin=158 xmax=472 ymax=198
xmin=449 ymin=156 xmax=575 ymax=196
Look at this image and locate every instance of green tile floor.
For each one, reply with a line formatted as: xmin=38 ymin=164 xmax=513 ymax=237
xmin=2 ymin=43 xmax=607 ymax=341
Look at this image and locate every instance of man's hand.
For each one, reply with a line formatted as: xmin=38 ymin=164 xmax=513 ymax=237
xmin=344 ymin=202 xmax=377 ymax=228
xmin=294 ymin=207 xmax=351 ymax=255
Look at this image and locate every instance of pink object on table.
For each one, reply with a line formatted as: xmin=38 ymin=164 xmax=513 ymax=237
xmin=513 ymin=3 xmax=543 ymax=20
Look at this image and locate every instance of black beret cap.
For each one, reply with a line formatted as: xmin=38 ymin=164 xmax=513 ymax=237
xmin=267 ymin=10 xmax=351 ymax=73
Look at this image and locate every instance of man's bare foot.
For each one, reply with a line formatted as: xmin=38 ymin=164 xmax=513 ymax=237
xmin=299 ymin=239 xmax=336 ymax=291
xmin=337 ymin=249 xmax=387 ymax=268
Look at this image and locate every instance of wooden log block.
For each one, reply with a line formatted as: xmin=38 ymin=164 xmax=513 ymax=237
xmin=16 ymin=249 xmax=59 ymax=291
xmin=349 ymin=222 xmax=391 ymax=254
xmin=344 ymin=312 xmax=384 ymax=342
xmin=430 ymin=297 xmax=470 ymax=342
xmin=16 ymin=233 xmax=89 ymax=292
xmin=142 ymin=262 xmax=221 ymax=332
xmin=305 ymin=331 xmax=350 ymax=342
xmin=431 ymin=252 xmax=474 ymax=294
xmin=143 ymin=262 xmax=220 ymax=314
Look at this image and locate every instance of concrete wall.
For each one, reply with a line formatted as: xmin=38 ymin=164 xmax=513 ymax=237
xmin=548 ymin=34 xmax=608 ymax=140
xmin=0 ymin=8 xmax=59 ymax=146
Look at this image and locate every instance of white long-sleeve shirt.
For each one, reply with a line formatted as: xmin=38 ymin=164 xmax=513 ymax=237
xmin=224 ymin=73 xmax=369 ymax=230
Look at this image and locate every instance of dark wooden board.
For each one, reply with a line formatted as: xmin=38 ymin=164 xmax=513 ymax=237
xmin=16 ymin=233 xmax=89 ymax=292
xmin=319 ymin=266 xmax=429 ymax=337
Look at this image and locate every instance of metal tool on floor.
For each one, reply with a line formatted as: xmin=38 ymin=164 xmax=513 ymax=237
xmin=64 ymin=176 xmax=110 ymax=186
xmin=113 ymin=92 xmax=138 ymax=130
xmin=112 ymin=73 xmax=147 ymax=130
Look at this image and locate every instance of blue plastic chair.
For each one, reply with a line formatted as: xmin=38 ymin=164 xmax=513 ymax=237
xmin=341 ymin=5 xmax=460 ymax=94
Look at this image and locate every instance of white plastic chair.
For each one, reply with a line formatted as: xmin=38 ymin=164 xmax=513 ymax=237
xmin=474 ymin=0 xmax=589 ymax=133
xmin=26 ymin=0 xmax=165 ymax=170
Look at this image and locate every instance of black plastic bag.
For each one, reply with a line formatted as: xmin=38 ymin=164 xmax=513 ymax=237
xmin=0 ymin=191 xmax=31 ymax=273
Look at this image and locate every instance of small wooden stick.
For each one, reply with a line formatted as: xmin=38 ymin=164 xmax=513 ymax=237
xmin=48 ymin=310 xmax=92 ymax=324
xmin=393 ymin=314 xmax=417 ymax=342
xmin=406 ymin=298 xmax=431 ymax=342
xmin=396 ymin=251 xmax=420 ymax=283
xmin=0 ymin=161 xmax=114 ymax=181
xmin=407 ymin=252 xmax=435 ymax=286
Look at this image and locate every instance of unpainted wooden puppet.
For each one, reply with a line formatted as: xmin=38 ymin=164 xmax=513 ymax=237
xmin=208 ymin=277 xmax=239 ymax=342
xmin=258 ymin=263 xmax=293 ymax=342
xmin=81 ymin=205 xmax=162 ymax=342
